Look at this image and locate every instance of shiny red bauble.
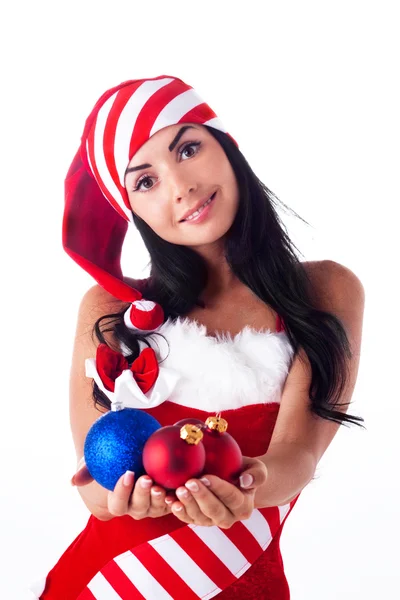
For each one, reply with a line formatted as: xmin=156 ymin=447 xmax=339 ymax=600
xmin=142 ymin=424 xmax=206 ymax=490
xmin=201 ymin=417 xmax=243 ymax=484
xmin=174 ymin=418 xmax=205 ymax=428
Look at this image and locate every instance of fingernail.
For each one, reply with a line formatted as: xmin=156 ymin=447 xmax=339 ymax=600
xmin=165 ymin=498 xmax=173 ymax=505
xmin=123 ymin=471 xmax=134 ymax=486
xmin=174 ymin=505 xmax=183 ymax=511
xmin=185 ymin=481 xmax=199 ymax=492
xmin=140 ymin=477 xmax=153 ymax=488
xmin=151 ymin=488 xmax=162 ymax=496
xmin=239 ymin=473 xmax=254 ymax=488
xmin=177 ymin=488 xmax=189 ymax=498
xmin=200 ymin=477 xmax=210 ymax=487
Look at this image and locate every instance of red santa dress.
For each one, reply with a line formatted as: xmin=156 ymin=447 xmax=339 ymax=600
xmin=30 ymin=313 xmax=301 ymax=599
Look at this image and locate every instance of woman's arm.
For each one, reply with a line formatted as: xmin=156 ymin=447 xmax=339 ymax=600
xmin=252 ymin=443 xmax=316 ymax=508
xmin=69 ymin=284 xmax=127 ymax=520
xmin=254 ymin=261 xmax=365 ymax=508
xmin=69 ymin=284 xmax=175 ymax=522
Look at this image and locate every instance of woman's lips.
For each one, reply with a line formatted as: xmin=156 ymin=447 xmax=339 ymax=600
xmin=181 ymin=192 xmax=217 ymax=224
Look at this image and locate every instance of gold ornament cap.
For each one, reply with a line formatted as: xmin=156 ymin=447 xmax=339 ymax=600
xmin=205 ymin=414 xmax=228 ymax=433
xmin=180 ymin=424 xmax=204 ymax=445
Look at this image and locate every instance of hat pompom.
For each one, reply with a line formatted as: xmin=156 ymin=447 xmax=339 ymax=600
xmin=124 ymin=299 xmax=164 ymax=332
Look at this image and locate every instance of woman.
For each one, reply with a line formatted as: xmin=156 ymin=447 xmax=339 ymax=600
xmin=32 ymin=74 xmax=365 ymax=599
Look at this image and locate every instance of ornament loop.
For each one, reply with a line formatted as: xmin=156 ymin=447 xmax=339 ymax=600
xmin=205 ymin=415 xmax=228 ymax=433
xmin=180 ymin=424 xmax=204 ymax=445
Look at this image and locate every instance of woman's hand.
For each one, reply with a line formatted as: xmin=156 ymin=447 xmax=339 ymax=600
xmin=107 ymin=471 xmax=176 ymax=519
xmin=71 ymin=455 xmax=268 ymax=525
xmin=170 ymin=456 xmax=268 ymax=528
xmin=71 ymin=459 xmax=176 ymax=520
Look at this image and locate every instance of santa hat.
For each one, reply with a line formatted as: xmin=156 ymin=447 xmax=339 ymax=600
xmin=63 ymin=75 xmax=239 ymax=332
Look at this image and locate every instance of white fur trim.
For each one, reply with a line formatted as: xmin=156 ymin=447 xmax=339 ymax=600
xmin=85 ymin=358 xmax=181 ymax=410
xmin=136 ymin=317 xmax=295 ymax=411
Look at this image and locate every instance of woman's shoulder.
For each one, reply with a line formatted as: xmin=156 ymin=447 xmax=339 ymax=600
xmin=79 ymin=277 xmax=149 ymax=313
xmin=301 ymin=259 xmax=362 ymax=292
xmin=79 ymin=264 xmax=350 ymax=315
xmin=78 ymin=284 xmax=128 ymax=318
xmin=301 ymin=259 xmax=327 ymax=276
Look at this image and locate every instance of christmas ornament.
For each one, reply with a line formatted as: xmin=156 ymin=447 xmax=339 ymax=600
xmin=82 ymin=343 xmax=179 ymax=491
xmin=174 ymin=417 xmax=205 ymax=428
xmin=84 ymin=408 xmax=161 ymax=491
xmin=142 ymin=424 xmax=206 ymax=490
xmin=201 ymin=415 xmax=243 ymax=484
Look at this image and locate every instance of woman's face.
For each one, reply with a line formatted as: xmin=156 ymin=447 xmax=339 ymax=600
xmin=124 ymin=124 xmax=240 ymax=251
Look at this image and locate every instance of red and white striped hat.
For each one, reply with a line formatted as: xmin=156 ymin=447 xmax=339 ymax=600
xmin=63 ymin=74 xmax=239 ymax=332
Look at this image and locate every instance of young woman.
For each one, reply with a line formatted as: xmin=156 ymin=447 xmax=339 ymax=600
xmin=31 ymin=74 xmax=365 ymax=599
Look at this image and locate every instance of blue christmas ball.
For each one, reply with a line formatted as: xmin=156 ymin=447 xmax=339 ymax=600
xmin=84 ymin=408 xmax=161 ymax=491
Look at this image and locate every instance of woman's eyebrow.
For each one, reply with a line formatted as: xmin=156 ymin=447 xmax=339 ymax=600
xmin=168 ymin=125 xmax=197 ymax=152
xmin=125 ymin=125 xmax=198 ymax=175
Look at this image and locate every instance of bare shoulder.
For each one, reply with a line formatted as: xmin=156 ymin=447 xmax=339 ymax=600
xmin=268 ymin=260 xmax=365 ymax=462
xmin=302 ymin=259 xmax=365 ymax=305
xmin=79 ymin=276 xmax=149 ymax=315
xmin=77 ymin=285 xmax=128 ymax=343
xmin=302 ymin=260 xmax=365 ymax=359
xmin=79 ymin=284 xmax=128 ymax=318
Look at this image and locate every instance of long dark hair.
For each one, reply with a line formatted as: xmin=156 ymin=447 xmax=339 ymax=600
xmin=92 ymin=126 xmax=365 ymax=430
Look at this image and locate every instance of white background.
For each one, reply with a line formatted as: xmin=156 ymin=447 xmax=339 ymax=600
xmin=1 ymin=1 xmax=399 ymax=598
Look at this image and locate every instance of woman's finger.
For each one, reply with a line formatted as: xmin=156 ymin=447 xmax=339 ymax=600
xmin=183 ymin=479 xmax=229 ymax=525
xmin=128 ymin=475 xmax=153 ymax=518
xmin=170 ymin=500 xmax=193 ymax=524
xmin=164 ymin=494 xmax=176 ymax=512
xmin=175 ymin=486 xmax=212 ymax=526
xmin=148 ymin=485 xmax=168 ymax=516
xmin=107 ymin=470 xmax=135 ymax=517
xmin=70 ymin=463 xmax=94 ymax=487
xmin=239 ymin=457 xmax=268 ymax=491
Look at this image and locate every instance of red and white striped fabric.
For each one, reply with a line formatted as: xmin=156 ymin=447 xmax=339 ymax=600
xmin=29 ymin=317 xmax=297 ymax=599
xmin=63 ymin=74 xmax=239 ymax=324
xmin=77 ymin=502 xmax=296 ymax=600
xmin=84 ymin=75 xmax=238 ymax=224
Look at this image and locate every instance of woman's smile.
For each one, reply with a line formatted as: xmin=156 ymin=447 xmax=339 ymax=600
xmin=125 ymin=123 xmax=239 ymax=250
xmin=180 ymin=192 xmax=217 ymax=224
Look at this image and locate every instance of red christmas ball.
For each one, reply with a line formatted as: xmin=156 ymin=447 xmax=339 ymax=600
xmin=202 ymin=416 xmax=243 ymax=484
xmin=142 ymin=424 xmax=206 ymax=490
xmin=174 ymin=418 xmax=205 ymax=428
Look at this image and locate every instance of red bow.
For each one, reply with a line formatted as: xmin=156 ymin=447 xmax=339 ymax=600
xmin=95 ymin=344 xmax=159 ymax=394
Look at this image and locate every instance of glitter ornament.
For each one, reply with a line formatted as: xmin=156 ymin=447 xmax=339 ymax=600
xmin=142 ymin=424 xmax=206 ymax=490
xmin=201 ymin=415 xmax=243 ymax=484
xmin=84 ymin=408 xmax=161 ymax=491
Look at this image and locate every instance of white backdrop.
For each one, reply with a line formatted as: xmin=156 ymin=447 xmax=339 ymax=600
xmin=1 ymin=1 xmax=399 ymax=598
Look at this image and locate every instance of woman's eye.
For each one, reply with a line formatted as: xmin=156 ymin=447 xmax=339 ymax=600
xmin=180 ymin=141 xmax=201 ymax=160
xmin=132 ymin=141 xmax=201 ymax=192
xmin=133 ymin=175 xmax=154 ymax=192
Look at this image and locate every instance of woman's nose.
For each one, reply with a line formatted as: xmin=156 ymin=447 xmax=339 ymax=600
xmin=168 ymin=166 xmax=198 ymax=201
xmin=172 ymin=182 xmax=198 ymax=203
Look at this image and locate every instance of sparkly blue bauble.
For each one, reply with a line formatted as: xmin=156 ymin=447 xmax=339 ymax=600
xmin=84 ymin=408 xmax=161 ymax=491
